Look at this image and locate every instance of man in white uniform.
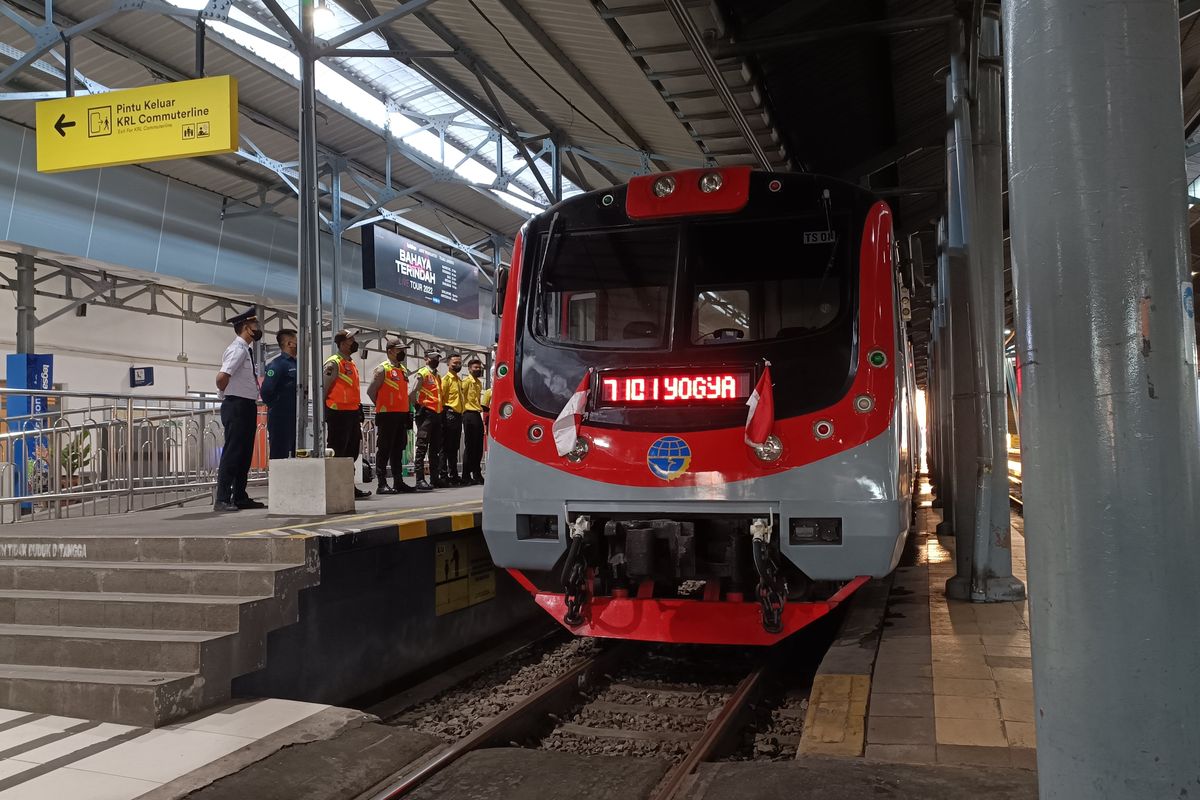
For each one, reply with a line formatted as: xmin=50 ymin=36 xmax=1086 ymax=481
xmin=214 ymin=308 xmax=264 ymax=512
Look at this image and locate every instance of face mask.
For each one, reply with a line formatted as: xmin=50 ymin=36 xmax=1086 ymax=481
xmin=470 ymin=368 xmax=482 ymax=377
xmin=250 ymin=328 xmax=263 ymax=342
xmin=349 ymin=342 xmax=359 ymax=354
xmin=429 ymin=360 xmax=440 ymax=370
xmin=449 ymin=363 xmax=461 ymax=373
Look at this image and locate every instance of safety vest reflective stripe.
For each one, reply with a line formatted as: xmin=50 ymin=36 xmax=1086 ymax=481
xmin=325 ymin=354 xmax=360 ymax=410
xmin=375 ymin=360 xmax=409 ymax=414
xmin=417 ymin=367 xmax=443 ymax=412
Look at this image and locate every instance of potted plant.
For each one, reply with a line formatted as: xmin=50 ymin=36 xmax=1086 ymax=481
xmin=61 ymin=431 xmax=92 ymax=490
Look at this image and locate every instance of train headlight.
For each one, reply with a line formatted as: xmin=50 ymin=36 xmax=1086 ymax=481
xmin=653 ymin=176 xmax=677 ymax=197
xmin=499 ymin=402 xmax=514 ymax=419
xmin=752 ymin=434 xmax=783 ymax=462
xmin=566 ymin=436 xmax=590 ymax=462
xmin=699 ymin=172 xmax=723 ymax=193
xmin=854 ymin=394 xmax=875 ymax=413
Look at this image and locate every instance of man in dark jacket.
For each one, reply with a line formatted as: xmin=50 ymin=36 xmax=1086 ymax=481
xmin=260 ymin=329 xmax=298 ymax=460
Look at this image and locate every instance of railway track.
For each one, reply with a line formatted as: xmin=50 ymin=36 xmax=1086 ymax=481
xmin=365 ymin=642 xmax=804 ymax=800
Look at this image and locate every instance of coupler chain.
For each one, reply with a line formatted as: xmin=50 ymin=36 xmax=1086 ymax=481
xmin=561 ymin=515 xmax=591 ymax=626
xmin=750 ymin=517 xmax=786 ymax=635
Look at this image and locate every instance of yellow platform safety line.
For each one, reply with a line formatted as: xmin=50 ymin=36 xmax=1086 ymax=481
xmin=230 ymin=499 xmax=481 ymax=538
xmin=797 ymin=674 xmax=870 ymax=758
xmin=451 ymin=512 xmax=476 ymax=531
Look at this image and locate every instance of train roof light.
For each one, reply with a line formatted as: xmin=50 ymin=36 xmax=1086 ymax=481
xmin=653 ymin=176 xmax=677 ymax=197
xmin=699 ymin=172 xmax=723 ymax=193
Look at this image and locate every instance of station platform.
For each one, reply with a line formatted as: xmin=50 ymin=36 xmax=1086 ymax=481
xmin=0 ymin=697 xmax=364 ymax=800
xmin=0 ymin=485 xmax=538 ymax=730
xmin=801 ymin=485 xmax=1035 ymax=773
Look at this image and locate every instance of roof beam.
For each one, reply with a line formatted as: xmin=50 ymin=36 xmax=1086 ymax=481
xmin=318 ymin=0 xmax=440 ymax=53
xmin=714 ymin=14 xmax=956 ymax=59
xmin=665 ymin=0 xmax=771 ymax=169
xmin=346 ymin=0 xmax=615 ymax=189
xmin=491 ymin=0 xmax=664 ymax=171
xmin=0 ymin=0 xmax=510 ymax=252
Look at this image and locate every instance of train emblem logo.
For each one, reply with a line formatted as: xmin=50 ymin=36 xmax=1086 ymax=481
xmin=647 ymin=436 xmax=692 ymax=481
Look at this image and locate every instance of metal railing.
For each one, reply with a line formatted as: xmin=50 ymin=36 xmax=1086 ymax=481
xmin=0 ymin=388 xmax=268 ymax=523
xmin=0 ymin=388 xmax=442 ymax=523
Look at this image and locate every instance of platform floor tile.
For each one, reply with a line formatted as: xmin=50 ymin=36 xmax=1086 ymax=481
xmin=866 ymin=502 xmax=1035 ymax=769
xmin=0 ymin=697 xmax=329 ymax=798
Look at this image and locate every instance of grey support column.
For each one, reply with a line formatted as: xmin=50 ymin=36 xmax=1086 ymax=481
xmin=948 ymin=13 xmax=1024 ymax=602
xmin=297 ymin=1 xmax=324 ymax=456
xmin=1004 ymin=1 xmax=1200 ymax=795
xmin=14 ymin=254 xmax=35 ymax=354
xmin=330 ymin=159 xmax=345 ymax=336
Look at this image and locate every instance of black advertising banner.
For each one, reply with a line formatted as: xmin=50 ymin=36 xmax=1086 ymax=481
xmin=361 ymin=225 xmax=479 ymax=320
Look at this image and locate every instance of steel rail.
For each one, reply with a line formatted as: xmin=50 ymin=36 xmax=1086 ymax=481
xmin=367 ymin=645 xmax=627 ymax=800
xmin=648 ymin=663 xmax=772 ymax=800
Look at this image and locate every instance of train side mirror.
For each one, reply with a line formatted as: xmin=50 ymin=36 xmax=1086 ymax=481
xmin=493 ymin=266 xmax=510 ymax=316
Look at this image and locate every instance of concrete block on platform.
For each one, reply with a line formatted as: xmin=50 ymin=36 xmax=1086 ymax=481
xmin=267 ymin=458 xmax=354 ymax=516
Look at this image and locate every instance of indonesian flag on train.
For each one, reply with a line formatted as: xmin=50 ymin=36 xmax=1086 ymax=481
xmin=553 ymin=371 xmax=591 ymax=456
xmin=744 ymin=363 xmax=775 ymax=447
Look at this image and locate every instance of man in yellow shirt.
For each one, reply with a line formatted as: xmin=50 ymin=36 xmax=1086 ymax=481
xmin=440 ymin=353 xmax=466 ymax=486
xmin=461 ymin=357 xmax=486 ymax=485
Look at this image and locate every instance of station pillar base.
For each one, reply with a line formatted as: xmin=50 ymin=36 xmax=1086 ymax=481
xmin=268 ymin=457 xmax=355 ymax=515
xmin=945 ymin=574 xmax=1026 ymax=603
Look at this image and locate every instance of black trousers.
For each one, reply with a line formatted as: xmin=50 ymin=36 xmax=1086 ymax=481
xmin=326 ymin=409 xmax=362 ymax=461
xmin=376 ymin=412 xmax=411 ymax=486
xmin=266 ymin=406 xmax=295 ymax=460
xmin=441 ymin=409 xmax=463 ymax=480
xmin=217 ymin=396 xmax=257 ymax=504
xmin=414 ymin=407 xmax=442 ymax=482
xmin=462 ymin=410 xmax=484 ymax=481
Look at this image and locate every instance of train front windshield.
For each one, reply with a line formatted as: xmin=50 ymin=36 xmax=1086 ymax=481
xmin=520 ymin=213 xmax=860 ymax=424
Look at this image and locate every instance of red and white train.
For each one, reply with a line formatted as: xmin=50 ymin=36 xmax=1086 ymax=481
xmin=483 ymin=167 xmax=917 ymax=645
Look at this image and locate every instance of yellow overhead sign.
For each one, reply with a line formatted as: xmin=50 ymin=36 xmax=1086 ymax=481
xmin=35 ymin=75 xmax=238 ymax=174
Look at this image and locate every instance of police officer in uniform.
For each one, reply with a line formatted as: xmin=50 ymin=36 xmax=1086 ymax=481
xmin=409 ymin=351 xmax=444 ymax=491
xmin=214 ymin=308 xmax=264 ymax=512
xmin=260 ymin=328 xmax=297 ymax=460
xmin=323 ymin=329 xmax=371 ymax=499
xmin=440 ymin=353 xmax=466 ymax=486
xmin=461 ymin=357 xmax=486 ymax=485
xmin=367 ymin=339 xmax=415 ymax=494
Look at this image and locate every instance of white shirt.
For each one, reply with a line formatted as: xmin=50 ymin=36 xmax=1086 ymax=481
xmin=219 ymin=336 xmax=259 ymax=400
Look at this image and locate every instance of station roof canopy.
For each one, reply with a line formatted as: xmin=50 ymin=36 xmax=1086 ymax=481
xmin=2 ymin=0 xmax=1200 ymax=381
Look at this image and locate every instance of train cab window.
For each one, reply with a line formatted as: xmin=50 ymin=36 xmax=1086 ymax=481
xmin=689 ymin=218 xmax=846 ymax=345
xmin=534 ymin=226 xmax=676 ymax=349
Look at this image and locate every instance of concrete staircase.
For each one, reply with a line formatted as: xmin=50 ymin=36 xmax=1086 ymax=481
xmin=0 ymin=534 xmax=318 ymax=726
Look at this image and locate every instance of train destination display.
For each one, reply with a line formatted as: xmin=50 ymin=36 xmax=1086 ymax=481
xmin=361 ymin=225 xmax=479 ymax=319
xmin=596 ymin=370 xmax=752 ymax=407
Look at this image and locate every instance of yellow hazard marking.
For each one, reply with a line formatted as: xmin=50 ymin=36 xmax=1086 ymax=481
xmin=397 ymin=519 xmax=428 ymax=541
xmin=798 ymin=674 xmax=870 ymax=758
xmin=450 ymin=512 xmax=476 ymax=531
xmin=36 ymin=76 xmax=238 ymax=173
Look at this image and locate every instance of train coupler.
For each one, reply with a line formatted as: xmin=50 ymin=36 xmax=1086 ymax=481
xmin=561 ymin=515 xmax=592 ymax=626
xmin=750 ymin=517 xmax=786 ymax=634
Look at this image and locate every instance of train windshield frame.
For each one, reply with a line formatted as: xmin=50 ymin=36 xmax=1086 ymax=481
xmin=530 ymin=214 xmax=853 ymax=355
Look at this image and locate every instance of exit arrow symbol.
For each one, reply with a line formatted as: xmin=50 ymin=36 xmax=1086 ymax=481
xmin=54 ymin=113 xmax=75 ymax=138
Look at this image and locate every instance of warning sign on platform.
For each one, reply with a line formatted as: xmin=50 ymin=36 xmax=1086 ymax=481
xmin=35 ymin=76 xmax=238 ymax=174
xmin=435 ymin=534 xmax=497 ymax=616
